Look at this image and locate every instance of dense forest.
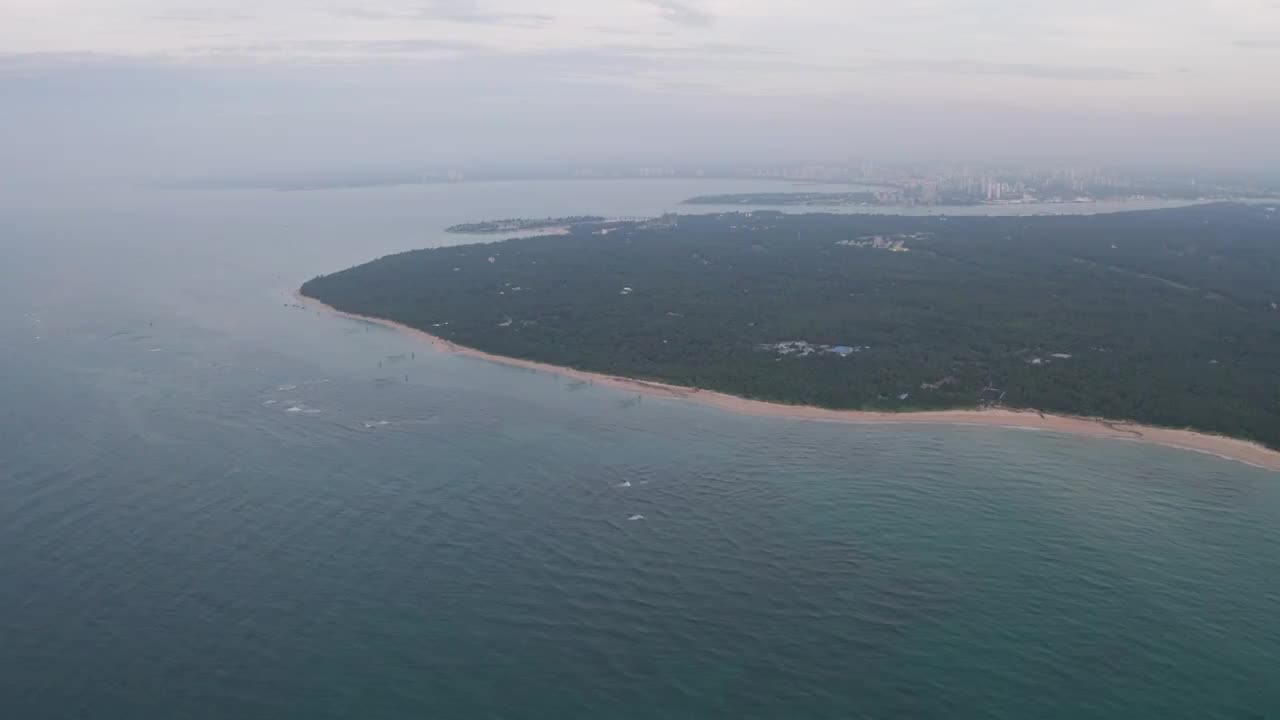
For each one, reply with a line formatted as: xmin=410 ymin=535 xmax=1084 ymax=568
xmin=303 ymin=203 xmax=1280 ymax=447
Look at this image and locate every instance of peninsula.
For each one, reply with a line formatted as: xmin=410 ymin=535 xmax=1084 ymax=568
xmin=683 ymin=192 xmax=883 ymax=206
xmin=445 ymin=216 xmax=606 ymax=234
xmin=303 ymin=203 xmax=1280 ymax=455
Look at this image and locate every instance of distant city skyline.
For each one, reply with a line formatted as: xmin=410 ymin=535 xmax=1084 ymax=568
xmin=2 ymin=0 xmax=1278 ymax=183
xmin=166 ymin=160 xmax=1279 ymax=205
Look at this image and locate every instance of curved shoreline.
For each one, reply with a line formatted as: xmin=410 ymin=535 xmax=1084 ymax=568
xmin=299 ymin=292 xmax=1280 ymax=472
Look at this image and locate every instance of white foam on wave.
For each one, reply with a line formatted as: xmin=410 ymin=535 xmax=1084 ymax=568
xmin=362 ymin=420 xmax=392 ymax=428
xmin=276 ymin=384 xmax=298 ymax=391
xmin=618 ymin=480 xmax=632 ymax=488
xmin=147 ymin=348 xmax=164 ymax=352
xmin=284 ymin=404 xmax=321 ymax=414
xmin=627 ymin=514 xmax=645 ymax=521
xmin=262 ymin=400 xmax=279 ymax=406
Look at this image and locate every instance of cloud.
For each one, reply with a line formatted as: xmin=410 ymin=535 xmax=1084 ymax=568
xmin=585 ymin=42 xmax=786 ymax=59
xmin=177 ymin=38 xmax=483 ymax=59
xmin=1232 ymin=39 xmax=1280 ymax=48
xmin=345 ymin=1 xmax=553 ymax=27
xmin=636 ymin=0 xmax=714 ymax=27
xmin=348 ymin=38 xmax=483 ymax=53
xmin=895 ymin=59 xmax=1142 ymax=80
xmin=589 ymin=26 xmax=676 ymax=38
xmin=146 ymin=9 xmax=255 ymax=23
xmin=492 ymin=42 xmax=798 ymax=89
xmin=0 ymin=52 xmax=150 ymax=72
xmin=697 ymin=42 xmax=786 ymax=56
xmin=0 ymin=0 xmax=1275 ymax=141
xmin=420 ymin=0 xmax=553 ymax=25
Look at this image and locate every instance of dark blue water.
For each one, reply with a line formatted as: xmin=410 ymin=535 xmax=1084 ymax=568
xmin=2 ymin=181 xmax=1278 ymax=719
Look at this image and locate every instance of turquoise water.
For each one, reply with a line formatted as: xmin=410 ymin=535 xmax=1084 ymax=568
xmin=2 ymin=180 xmax=1278 ymax=719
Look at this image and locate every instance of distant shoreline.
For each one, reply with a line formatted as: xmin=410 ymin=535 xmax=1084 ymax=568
xmin=445 ymin=215 xmax=606 ymax=235
xmin=298 ymin=291 xmax=1280 ymax=472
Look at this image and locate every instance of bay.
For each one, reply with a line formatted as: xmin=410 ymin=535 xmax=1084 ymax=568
xmin=2 ymin=179 xmax=1277 ymax=719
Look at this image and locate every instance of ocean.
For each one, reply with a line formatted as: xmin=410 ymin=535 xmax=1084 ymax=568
xmin=2 ymin=179 xmax=1277 ymax=719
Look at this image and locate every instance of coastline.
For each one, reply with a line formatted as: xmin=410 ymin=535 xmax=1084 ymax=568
xmin=299 ymin=292 xmax=1280 ymax=472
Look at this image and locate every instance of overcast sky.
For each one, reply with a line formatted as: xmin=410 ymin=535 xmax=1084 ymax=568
xmin=3 ymin=0 xmax=1279 ymax=180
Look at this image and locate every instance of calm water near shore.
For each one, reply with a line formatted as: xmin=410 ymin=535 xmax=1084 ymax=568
xmin=2 ymin=179 xmax=1278 ymax=719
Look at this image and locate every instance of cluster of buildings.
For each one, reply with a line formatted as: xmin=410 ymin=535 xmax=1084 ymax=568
xmin=836 ymin=235 xmax=912 ymax=252
xmin=757 ymin=341 xmax=868 ymax=358
xmin=413 ymin=162 xmax=1259 ymax=203
xmin=421 ymin=169 xmax=466 ymax=182
xmin=1028 ymin=353 xmax=1073 ymax=366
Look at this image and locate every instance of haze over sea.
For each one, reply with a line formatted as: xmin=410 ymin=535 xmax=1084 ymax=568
xmin=2 ymin=179 xmax=1278 ymax=719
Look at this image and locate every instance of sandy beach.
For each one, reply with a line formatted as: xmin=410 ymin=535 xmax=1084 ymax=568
xmin=300 ymin=292 xmax=1280 ymax=472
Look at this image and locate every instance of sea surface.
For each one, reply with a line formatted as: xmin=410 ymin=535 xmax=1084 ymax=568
xmin=2 ymin=179 xmax=1278 ymax=719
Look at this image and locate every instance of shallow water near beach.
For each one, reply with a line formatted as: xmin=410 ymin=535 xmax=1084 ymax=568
xmin=3 ymin=180 xmax=1278 ymax=719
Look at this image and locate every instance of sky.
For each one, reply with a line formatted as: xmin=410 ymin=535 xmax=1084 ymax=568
xmin=2 ymin=0 xmax=1279 ymax=180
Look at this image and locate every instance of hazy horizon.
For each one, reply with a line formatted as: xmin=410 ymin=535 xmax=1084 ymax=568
xmin=3 ymin=0 xmax=1279 ymax=184
xmin=7 ymin=6 xmax=1280 ymax=718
